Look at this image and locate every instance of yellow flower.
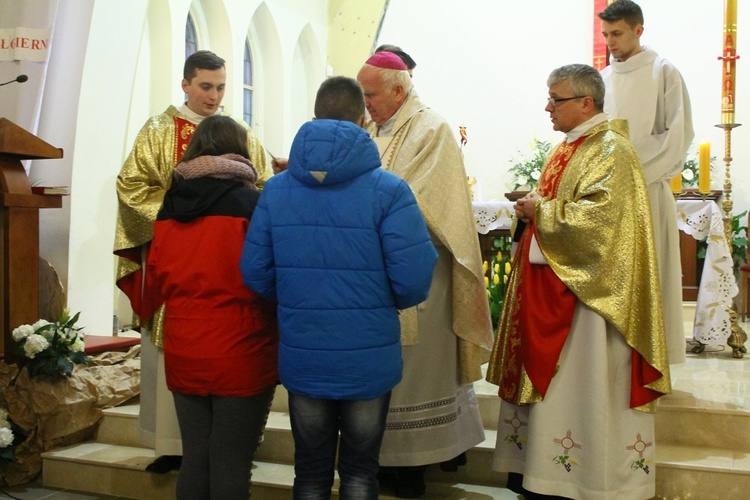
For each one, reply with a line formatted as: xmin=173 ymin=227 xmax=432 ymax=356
xmin=482 ymin=261 xmax=488 ymax=274
xmin=487 ymin=289 xmax=491 ymax=298
xmin=484 ymin=276 xmax=490 ymax=287
xmin=497 ymin=251 xmax=503 ymax=261
xmin=494 ymin=263 xmax=500 ymax=274
xmin=493 ymin=274 xmax=500 ymax=285
xmin=504 ymin=275 xmax=508 ymax=284
xmin=505 ymin=262 xmax=512 ymax=275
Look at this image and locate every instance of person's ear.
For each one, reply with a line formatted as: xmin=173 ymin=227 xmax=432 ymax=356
xmin=636 ymin=24 xmax=644 ymax=38
xmin=181 ymin=79 xmax=189 ymax=93
xmin=393 ymin=83 xmax=405 ymax=100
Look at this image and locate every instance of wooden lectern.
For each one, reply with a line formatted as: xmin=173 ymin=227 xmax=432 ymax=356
xmin=0 ymin=118 xmax=63 ymax=360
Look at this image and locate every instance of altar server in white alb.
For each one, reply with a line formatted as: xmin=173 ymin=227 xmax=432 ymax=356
xmin=599 ymin=0 xmax=694 ymax=365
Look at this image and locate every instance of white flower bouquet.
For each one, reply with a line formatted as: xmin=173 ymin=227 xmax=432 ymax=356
xmin=508 ymin=138 xmax=552 ymax=191
xmin=0 ymin=407 xmax=16 ymax=463
xmin=12 ymin=309 xmax=89 ymax=379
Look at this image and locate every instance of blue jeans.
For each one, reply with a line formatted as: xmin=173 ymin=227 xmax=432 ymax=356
xmin=288 ymin=391 xmax=391 ymax=500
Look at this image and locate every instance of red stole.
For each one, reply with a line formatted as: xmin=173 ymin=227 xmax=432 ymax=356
xmin=172 ymin=116 xmax=196 ymax=165
xmin=115 ymin=116 xmax=196 ymax=319
xmin=499 ymin=138 xmax=584 ymax=403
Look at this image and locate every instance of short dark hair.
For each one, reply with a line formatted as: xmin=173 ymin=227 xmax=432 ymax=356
xmin=375 ymin=44 xmax=417 ymax=70
xmin=314 ymin=76 xmax=365 ymax=124
xmin=598 ymin=0 xmax=644 ymax=28
xmin=183 ymin=50 xmax=226 ymax=82
xmin=179 ymin=115 xmax=249 ymax=163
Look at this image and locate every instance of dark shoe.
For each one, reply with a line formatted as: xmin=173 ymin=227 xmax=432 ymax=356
xmin=439 ymin=452 xmax=467 ymax=472
xmin=507 ymin=473 xmax=570 ymax=500
xmin=377 ymin=466 xmax=398 ymax=491
xmin=506 ymin=472 xmax=524 ymax=494
xmin=394 ymin=466 xmax=426 ymax=498
xmin=145 ymin=455 xmax=182 ymax=473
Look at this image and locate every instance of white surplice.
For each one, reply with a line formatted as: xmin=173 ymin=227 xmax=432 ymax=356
xmin=602 ymin=46 xmax=695 ymax=364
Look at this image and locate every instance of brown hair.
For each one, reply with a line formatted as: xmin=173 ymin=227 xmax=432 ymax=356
xmin=598 ymin=0 xmax=644 ymax=28
xmin=179 ymin=115 xmax=249 ymax=164
xmin=183 ymin=50 xmax=225 ymax=82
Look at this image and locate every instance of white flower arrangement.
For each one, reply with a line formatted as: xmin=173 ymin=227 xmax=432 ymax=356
xmin=0 ymin=407 xmax=15 ymax=461
xmin=12 ymin=309 xmax=89 ymax=379
xmin=507 ymin=138 xmax=552 ymax=191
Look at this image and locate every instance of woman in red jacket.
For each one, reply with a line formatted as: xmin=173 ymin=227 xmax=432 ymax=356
xmin=144 ymin=115 xmax=278 ymax=499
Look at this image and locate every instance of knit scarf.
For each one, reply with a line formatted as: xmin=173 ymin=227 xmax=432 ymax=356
xmin=174 ymin=153 xmax=258 ymax=188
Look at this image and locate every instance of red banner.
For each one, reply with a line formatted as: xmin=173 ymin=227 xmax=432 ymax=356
xmin=593 ymin=0 xmax=609 ymax=69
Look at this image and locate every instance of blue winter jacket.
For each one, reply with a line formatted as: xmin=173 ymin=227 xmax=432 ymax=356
xmin=240 ymin=119 xmax=437 ymax=400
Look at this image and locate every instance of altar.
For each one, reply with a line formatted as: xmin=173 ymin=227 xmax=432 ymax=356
xmin=472 ymin=200 xmax=739 ymax=348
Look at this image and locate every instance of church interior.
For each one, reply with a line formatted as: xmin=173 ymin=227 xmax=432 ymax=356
xmin=1 ymin=0 xmax=750 ymax=498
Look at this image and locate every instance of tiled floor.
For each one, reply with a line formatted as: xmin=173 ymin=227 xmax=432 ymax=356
xmin=671 ymin=325 xmax=750 ymax=413
xmin=0 ymin=480 xmax=123 ymax=500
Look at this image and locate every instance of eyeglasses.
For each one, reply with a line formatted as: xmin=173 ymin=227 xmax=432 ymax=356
xmin=547 ymin=96 xmax=587 ymax=108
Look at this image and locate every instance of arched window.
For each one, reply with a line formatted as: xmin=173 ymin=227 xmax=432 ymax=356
xmin=243 ymin=40 xmax=254 ymax=126
xmin=185 ymin=14 xmax=198 ymax=58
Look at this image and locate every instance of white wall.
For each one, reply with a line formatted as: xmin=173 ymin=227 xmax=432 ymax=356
xmin=66 ymin=0 xmax=149 ymax=335
xmin=4 ymin=0 xmax=746 ymax=336
xmin=378 ymin=0 xmax=750 ymax=218
xmin=48 ymin=0 xmax=327 ymax=335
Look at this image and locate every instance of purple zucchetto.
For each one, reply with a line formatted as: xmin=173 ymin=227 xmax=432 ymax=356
xmin=365 ymin=51 xmax=408 ymax=71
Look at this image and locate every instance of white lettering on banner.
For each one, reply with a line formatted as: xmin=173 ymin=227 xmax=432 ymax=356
xmin=0 ymin=27 xmax=51 ymax=62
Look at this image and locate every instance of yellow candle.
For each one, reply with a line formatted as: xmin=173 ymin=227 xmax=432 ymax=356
xmin=721 ymin=0 xmax=738 ymax=124
xmin=670 ymin=173 xmax=683 ymax=194
xmin=698 ymin=142 xmax=711 ymax=193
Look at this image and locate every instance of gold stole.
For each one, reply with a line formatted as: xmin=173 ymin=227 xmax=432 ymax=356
xmin=494 ymin=137 xmax=585 ymax=404
xmin=116 ymin=116 xmax=196 ymax=346
xmin=372 ymin=118 xmax=420 ymax=345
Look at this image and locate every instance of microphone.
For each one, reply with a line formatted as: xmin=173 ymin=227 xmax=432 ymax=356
xmin=0 ymin=75 xmax=28 ymax=86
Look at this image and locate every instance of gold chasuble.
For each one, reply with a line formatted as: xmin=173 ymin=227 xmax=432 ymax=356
xmin=487 ymin=119 xmax=670 ymax=411
xmin=368 ymin=91 xmax=493 ymax=383
xmin=114 ymin=105 xmax=269 ymax=346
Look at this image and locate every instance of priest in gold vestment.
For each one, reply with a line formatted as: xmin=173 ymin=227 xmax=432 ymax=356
xmin=357 ymin=51 xmax=494 ymax=497
xmin=114 ymin=51 xmax=271 ymax=468
xmin=486 ymin=64 xmax=670 ymax=499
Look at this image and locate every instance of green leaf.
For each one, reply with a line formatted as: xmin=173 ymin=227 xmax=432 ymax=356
xmin=70 ymin=352 xmax=90 ymax=365
xmin=56 ymin=357 xmax=74 ymax=377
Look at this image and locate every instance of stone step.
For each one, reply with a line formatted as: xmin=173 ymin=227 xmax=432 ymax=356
xmin=94 ymin=400 xmax=141 ymax=448
xmin=656 ymin=443 xmax=750 ymax=499
xmin=655 ymin=401 xmax=750 ymax=450
xmin=41 ymin=442 xmax=514 ymax=499
xmin=256 ymin=410 xmax=506 ymax=488
xmin=272 ymin=383 xmax=503 ymax=430
xmin=44 ymin=432 xmax=750 ymax=499
xmin=91 ymin=381 xmax=750 ymax=478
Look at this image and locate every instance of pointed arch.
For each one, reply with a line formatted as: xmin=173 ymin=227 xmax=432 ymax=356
xmin=291 ymin=23 xmax=325 ymax=132
xmin=250 ymin=2 xmax=283 ymax=153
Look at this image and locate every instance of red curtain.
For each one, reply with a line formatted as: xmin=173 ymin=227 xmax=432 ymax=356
xmin=593 ymin=0 xmax=609 ymax=69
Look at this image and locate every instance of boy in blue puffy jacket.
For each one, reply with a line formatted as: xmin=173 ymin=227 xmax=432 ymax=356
xmin=240 ymin=76 xmax=437 ymax=499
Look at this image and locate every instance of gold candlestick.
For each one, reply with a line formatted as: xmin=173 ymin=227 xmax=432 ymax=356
xmin=708 ymin=0 xmax=746 ymax=357
xmin=717 ymin=122 xmax=746 ymax=358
